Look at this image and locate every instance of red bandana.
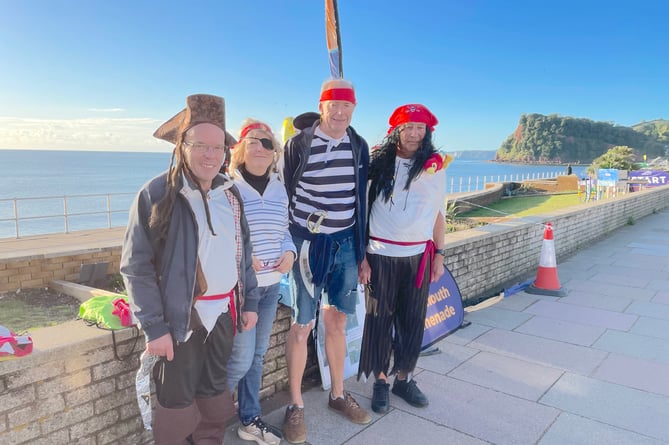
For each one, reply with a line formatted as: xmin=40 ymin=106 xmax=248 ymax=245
xmin=240 ymin=122 xmax=273 ymax=140
xmin=388 ymin=104 xmax=438 ymax=134
xmin=319 ymin=87 xmax=356 ymax=104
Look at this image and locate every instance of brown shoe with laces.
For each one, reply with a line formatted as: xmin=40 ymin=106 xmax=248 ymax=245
xmin=328 ymin=392 xmax=372 ymax=424
xmin=282 ymin=405 xmax=306 ymax=444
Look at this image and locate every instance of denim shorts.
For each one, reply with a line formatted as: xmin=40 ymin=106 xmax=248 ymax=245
xmin=289 ymin=230 xmax=359 ymax=325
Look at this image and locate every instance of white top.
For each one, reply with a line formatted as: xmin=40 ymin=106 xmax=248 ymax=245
xmin=367 ymin=157 xmax=446 ymax=257
xmin=181 ymin=176 xmax=237 ymax=333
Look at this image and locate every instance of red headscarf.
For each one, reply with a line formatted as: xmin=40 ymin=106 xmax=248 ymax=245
xmin=388 ymin=104 xmax=438 ymax=134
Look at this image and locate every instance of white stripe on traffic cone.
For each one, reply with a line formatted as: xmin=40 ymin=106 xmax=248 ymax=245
xmin=526 ymin=222 xmax=567 ymax=297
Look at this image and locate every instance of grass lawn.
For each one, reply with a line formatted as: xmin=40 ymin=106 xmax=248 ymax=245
xmin=459 ymin=193 xmax=581 ymax=218
xmin=0 ymin=291 xmax=80 ymax=333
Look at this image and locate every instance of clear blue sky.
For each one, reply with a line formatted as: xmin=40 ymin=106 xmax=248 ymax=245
xmin=1 ymin=0 xmax=667 ymax=152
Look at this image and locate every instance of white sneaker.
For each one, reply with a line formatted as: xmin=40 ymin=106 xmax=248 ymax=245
xmin=237 ymin=416 xmax=283 ymax=445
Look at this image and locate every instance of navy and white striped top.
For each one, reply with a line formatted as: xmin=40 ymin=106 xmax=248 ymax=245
xmin=289 ymin=127 xmax=356 ymax=234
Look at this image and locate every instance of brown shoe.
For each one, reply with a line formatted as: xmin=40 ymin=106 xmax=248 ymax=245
xmin=328 ymin=392 xmax=372 ymax=424
xmin=282 ymin=405 xmax=306 ymax=444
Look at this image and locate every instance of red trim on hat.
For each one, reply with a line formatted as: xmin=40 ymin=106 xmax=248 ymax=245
xmin=319 ymin=88 xmax=356 ymax=104
xmin=240 ymin=122 xmax=272 ymax=140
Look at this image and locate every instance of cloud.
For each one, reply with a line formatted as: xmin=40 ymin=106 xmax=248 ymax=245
xmin=88 ymin=108 xmax=126 ymax=113
xmin=0 ymin=116 xmax=172 ymax=152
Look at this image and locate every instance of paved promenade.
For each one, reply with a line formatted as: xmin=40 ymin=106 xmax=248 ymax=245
xmin=2 ymin=211 xmax=666 ymax=444
xmin=223 ymin=209 xmax=669 ymax=445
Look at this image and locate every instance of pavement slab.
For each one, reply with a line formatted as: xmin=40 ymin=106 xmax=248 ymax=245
xmin=514 ymin=315 xmax=606 ymax=346
xmin=470 ymin=328 xmax=608 ymax=375
xmin=592 ymin=353 xmax=669 ymax=397
xmin=538 ymin=412 xmax=666 ymax=445
xmin=448 ymin=351 xmax=564 ymax=401
xmin=592 ymin=329 xmax=669 ymax=363
xmin=540 ymin=373 xmax=669 ymax=442
xmin=523 ymin=299 xmax=638 ymax=331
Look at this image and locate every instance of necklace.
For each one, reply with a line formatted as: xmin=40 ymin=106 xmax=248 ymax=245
xmin=390 ymin=159 xmax=411 ymax=211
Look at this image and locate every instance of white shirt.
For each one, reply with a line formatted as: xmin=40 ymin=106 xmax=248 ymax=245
xmin=368 ymin=158 xmax=446 ymax=257
xmin=181 ymin=176 xmax=238 ymax=333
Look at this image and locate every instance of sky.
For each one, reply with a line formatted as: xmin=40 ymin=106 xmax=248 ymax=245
xmin=0 ymin=0 xmax=667 ymax=153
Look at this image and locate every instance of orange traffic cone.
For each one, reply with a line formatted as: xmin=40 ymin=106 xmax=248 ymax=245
xmin=526 ymin=222 xmax=567 ymax=297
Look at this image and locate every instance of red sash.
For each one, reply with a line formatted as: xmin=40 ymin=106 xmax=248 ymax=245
xmin=370 ymin=236 xmax=435 ymax=288
xmin=196 ymin=288 xmax=236 ymax=332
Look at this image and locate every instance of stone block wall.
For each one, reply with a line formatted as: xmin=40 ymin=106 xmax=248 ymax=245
xmin=446 ymin=185 xmax=669 ymax=304
xmin=0 ymin=247 xmax=121 ymax=293
xmin=0 ymin=304 xmax=318 ymax=445
xmin=0 ymin=327 xmax=151 ymax=445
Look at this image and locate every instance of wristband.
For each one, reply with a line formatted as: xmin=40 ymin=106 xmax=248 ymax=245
xmin=435 ymin=248 xmax=446 ymax=256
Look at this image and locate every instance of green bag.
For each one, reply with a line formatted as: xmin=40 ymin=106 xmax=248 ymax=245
xmin=78 ymin=294 xmax=129 ymax=330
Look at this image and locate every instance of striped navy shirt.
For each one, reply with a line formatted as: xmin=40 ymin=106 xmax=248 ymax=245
xmin=290 ymin=127 xmax=356 ymax=234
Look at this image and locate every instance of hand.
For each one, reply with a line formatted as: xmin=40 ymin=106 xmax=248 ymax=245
xmin=146 ymin=333 xmax=174 ymax=361
xmin=252 ymin=255 xmax=262 ymax=272
xmin=274 ymin=251 xmax=295 ymax=274
xmin=431 ymin=257 xmax=445 ymax=283
xmin=358 ymin=256 xmax=371 ymax=285
xmin=241 ymin=311 xmax=258 ymax=331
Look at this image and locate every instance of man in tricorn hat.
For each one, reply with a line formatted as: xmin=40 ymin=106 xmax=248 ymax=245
xmin=357 ymin=104 xmax=447 ymax=414
xmin=121 ymin=94 xmax=260 ymax=444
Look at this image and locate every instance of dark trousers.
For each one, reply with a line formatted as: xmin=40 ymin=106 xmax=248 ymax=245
xmin=358 ymin=253 xmax=431 ymax=379
xmin=154 ymin=312 xmax=234 ymax=408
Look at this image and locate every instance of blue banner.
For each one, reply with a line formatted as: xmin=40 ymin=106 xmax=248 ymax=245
xmin=422 ymin=265 xmax=465 ymax=350
xmin=629 ymin=170 xmax=669 ymax=188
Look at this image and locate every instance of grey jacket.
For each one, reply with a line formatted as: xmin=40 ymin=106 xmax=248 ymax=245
xmin=120 ymin=172 xmax=259 ymax=342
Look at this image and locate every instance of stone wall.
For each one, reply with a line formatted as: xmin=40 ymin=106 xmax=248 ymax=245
xmin=445 ymin=185 xmax=669 ymax=304
xmin=0 ymin=247 xmax=121 ymax=293
xmin=1 ymin=185 xmax=668 ymax=444
xmin=0 ymin=304 xmax=318 ymax=445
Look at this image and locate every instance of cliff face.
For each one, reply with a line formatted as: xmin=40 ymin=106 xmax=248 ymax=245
xmin=496 ymin=114 xmax=668 ymax=164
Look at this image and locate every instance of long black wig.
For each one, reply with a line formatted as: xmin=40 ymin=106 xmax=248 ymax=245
xmin=368 ymin=127 xmax=438 ymax=207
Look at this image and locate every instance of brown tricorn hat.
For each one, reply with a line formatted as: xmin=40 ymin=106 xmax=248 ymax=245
xmin=153 ymin=94 xmax=237 ymax=146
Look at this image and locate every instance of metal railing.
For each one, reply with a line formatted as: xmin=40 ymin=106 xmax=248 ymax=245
xmin=0 ymin=172 xmax=565 ymax=239
xmin=446 ymin=171 xmax=562 ymax=194
xmin=0 ymin=192 xmax=135 ymax=239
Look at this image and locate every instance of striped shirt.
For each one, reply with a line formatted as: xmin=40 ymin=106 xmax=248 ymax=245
xmin=233 ymin=171 xmax=295 ymax=287
xmin=290 ymin=127 xmax=356 ymax=234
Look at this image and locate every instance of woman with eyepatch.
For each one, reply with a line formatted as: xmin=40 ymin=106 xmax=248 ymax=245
xmin=225 ymin=119 xmax=296 ymax=445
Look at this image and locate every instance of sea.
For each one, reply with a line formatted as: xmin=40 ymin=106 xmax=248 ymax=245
xmin=0 ymin=149 xmax=586 ymax=238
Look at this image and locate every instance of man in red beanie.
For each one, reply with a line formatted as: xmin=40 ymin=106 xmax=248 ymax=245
xmin=281 ymin=79 xmax=371 ymax=443
xmin=357 ymin=103 xmax=447 ymax=413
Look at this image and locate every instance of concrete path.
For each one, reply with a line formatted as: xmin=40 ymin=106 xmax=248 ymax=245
xmin=224 ymin=209 xmax=669 ymax=445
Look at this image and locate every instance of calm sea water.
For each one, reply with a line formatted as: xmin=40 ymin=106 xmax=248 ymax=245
xmin=0 ymin=149 xmax=585 ymax=238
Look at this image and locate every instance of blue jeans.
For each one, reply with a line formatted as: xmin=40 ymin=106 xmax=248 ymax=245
xmin=290 ymin=230 xmax=359 ymax=325
xmin=226 ymin=283 xmax=280 ymax=423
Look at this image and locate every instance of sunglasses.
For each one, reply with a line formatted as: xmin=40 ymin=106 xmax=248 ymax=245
xmin=245 ymin=137 xmax=274 ymax=151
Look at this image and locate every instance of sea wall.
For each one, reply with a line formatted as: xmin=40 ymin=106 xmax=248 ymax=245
xmin=1 ymin=185 xmax=668 ymax=444
xmin=0 ymin=246 xmax=121 ymax=293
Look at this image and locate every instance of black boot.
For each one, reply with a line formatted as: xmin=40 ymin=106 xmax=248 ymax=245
xmin=153 ymin=401 xmax=201 ymax=445
xmin=392 ymin=378 xmax=429 ymax=407
xmin=371 ymin=380 xmax=390 ymax=413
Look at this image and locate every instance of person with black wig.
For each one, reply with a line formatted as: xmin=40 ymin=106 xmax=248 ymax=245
xmin=357 ymin=104 xmax=448 ymax=413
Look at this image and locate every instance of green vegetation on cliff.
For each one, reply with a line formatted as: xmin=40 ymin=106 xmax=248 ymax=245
xmin=496 ymin=114 xmax=668 ymax=164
